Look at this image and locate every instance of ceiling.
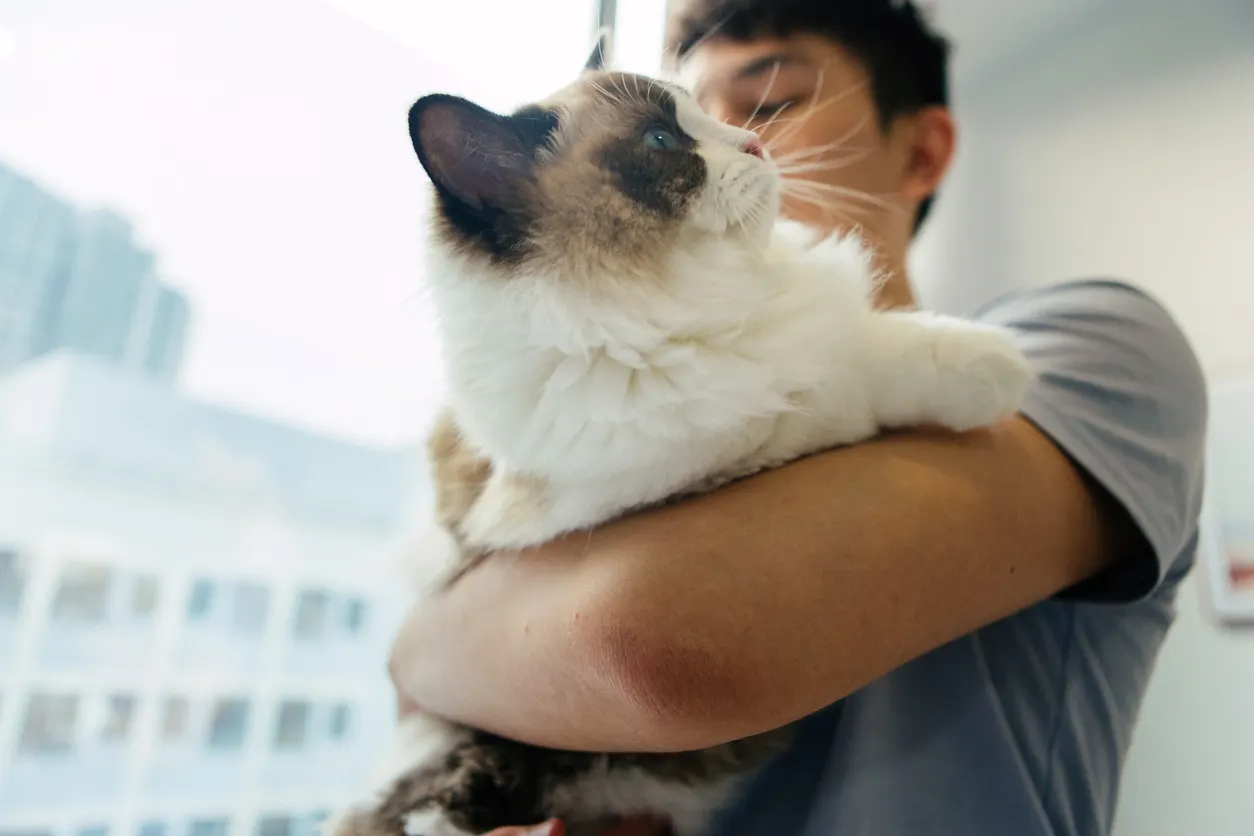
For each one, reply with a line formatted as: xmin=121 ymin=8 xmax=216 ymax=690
xmin=318 ymin=0 xmax=1106 ymax=94
xmin=928 ymin=0 xmax=1103 ymax=86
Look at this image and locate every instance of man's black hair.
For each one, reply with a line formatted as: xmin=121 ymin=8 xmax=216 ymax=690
xmin=666 ymin=0 xmax=951 ymax=232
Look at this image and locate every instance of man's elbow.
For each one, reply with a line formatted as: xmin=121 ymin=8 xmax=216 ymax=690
xmin=580 ymin=596 xmax=767 ymax=752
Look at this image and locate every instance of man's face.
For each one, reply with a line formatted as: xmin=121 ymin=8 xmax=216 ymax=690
xmin=679 ymin=34 xmax=946 ymax=246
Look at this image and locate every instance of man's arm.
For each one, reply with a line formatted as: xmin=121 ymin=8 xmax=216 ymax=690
xmin=390 ymin=415 xmax=1133 ymax=753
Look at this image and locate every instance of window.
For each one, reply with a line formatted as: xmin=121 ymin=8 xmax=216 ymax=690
xmin=274 ymin=699 xmax=310 ymax=750
xmin=0 ymin=547 xmax=24 ymax=615
xmin=605 ymin=0 xmax=670 ymax=75
xmin=18 ymin=693 xmax=79 ymax=754
xmin=256 ymin=817 xmax=292 ymax=836
xmin=51 ymin=563 xmax=111 ymax=623
xmin=328 ymin=703 xmax=351 ymax=740
xmin=343 ymin=597 xmax=366 ymax=634
xmin=101 ymin=693 xmax=137 ymax=742
xmin=292 ymin=590 xmax=328 ymax=640
xmin=130 ymin=574 xmax=159 ymax=619
xmin=161 ymin=696 xmax=190 ymax=741
xmin=0 ymin=0 xmax=601 ymax=827
xmin=233 ymin=582 xmax=270 ymax=632
xmin=187 ymin=578 xmax=215 ymax=621
xmin=206 ymin=697 xmax=249 ymax=749
xmin=187 ymin=822 xmax=227 ymax=836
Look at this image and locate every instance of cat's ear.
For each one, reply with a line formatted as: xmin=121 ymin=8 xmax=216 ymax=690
xmin=408 ymin=94 xmax=554 ymax=214
xmin=584 ymin=27 xmax=612 ymax=72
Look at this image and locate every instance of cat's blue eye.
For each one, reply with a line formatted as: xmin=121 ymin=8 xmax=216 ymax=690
xmin=642 ymin=128 xmax=681 ymax=151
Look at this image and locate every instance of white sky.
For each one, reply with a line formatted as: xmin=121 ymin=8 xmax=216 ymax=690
xmin=0 ymin=0 xmax=602 ymax=447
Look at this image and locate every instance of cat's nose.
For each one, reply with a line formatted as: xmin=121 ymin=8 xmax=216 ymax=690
xmin=741 ymin=137 xmax=765 ymax=158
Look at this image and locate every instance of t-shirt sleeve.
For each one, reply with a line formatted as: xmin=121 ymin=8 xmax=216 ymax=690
xmin=976 ymin=279 xmax=1208 ymax=602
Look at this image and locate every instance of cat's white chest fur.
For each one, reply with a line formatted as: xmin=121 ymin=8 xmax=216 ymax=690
xmin=426 ymin=221 xmax=1031 ymax=554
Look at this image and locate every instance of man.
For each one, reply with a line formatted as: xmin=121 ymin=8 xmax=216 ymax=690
xmin=390 ymin=2 xmax=1208 ymax=834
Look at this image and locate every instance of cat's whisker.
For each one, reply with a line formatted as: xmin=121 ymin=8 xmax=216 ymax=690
xmin=614 ymin=75 xmax=640 ymax=109
xmin=781 ymin=176 xmax=879 ymax=194
xmin=770 ymin=139 xmax=844 ymax=162
xmin=781 ymin=178 xmax=894 ymax=207
xmin=759 ymin=113 xmax=831 ymax=133
xmin=770 ymin=129 xmax=870 ymax=164
xmin=775 ymin=159 xmax=866 ymax=176
xmin=774 ymin=145 xmax=876 ymax=170
xmin=680 ymin=10 xmax=734 ymax=64
xmin=770 ymin=78 xmax=868 ymax=151
xmin=775 ymin=154 xmax=874 ymax=176
xmin=767 ymin=107 xmax=871 ymax=164
xmin=588 ymin=78 xmax=629 ymax=112
xmin=741 ymin=61 xmax=783 ymax=130
xmin=629 ymin=74 xmax=645 ymax=109
xmin=768 ymin=68 xmax=830 ymax=147
xmin=782 ymin=189 xmax=875 ymax=224
xmin=752 ymin=102 xmax=796 ymax=137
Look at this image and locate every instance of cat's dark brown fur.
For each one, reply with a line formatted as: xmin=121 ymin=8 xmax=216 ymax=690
xmin=339 ymin=730 xmax=791 ymax=836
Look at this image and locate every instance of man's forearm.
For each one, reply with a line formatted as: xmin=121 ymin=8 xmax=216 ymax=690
xmin=391 ymin=418 xmax=1125 ymax=752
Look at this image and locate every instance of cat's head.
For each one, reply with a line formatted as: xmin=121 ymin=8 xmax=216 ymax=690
xmin=407 ymin=62 xmax=778 ymax=279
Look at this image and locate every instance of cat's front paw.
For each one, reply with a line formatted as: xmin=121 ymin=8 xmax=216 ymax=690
xmin=932 ymin=325 xmax=1034 ymax=431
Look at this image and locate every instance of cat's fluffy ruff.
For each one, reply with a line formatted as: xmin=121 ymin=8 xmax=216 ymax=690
xmin=330 ymin=68 xmax=1034 ymax=836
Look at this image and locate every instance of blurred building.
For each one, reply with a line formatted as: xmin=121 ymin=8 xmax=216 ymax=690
xmin=0 ymin=163 xmax=191 ymax=383
xmin=0 ymin=353 xmax=421 ymax=836
xmin=137 ymin=287 xmax=192 ymax=384
xmin=0 ymin=164 xmax=75 ymax=370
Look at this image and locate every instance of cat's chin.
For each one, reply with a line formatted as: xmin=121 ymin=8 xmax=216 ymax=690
xmin=742 ymin=214 xmax=778 ymax=249
xmin=689 ymin=205 xmax=778 ymax=251
xmin=723 ymin=217 xmax=777 ymax=255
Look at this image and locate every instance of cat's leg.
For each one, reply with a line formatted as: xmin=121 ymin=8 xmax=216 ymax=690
xmin=456 ymin=467 xmax=559 ymax=550
xmin=458 ymin=469 xmax=625 ymax=551
xmin=864 ymin=310 xmax=1034 ymax=432
xmin=326 ymin=715 xmax=478 ymax=836
xmin=327 ymin=719 xmax=589 ymax=836
xmin=392 ymin=733 xmax=600 ymax=836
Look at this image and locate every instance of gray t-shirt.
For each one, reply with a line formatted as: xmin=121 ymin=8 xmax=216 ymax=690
xmin=710 ymin=279 xmax=1208 ymax=836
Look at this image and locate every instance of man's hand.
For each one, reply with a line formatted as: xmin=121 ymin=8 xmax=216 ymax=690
xmin=485 ymin=818 xmax=669 ymax=836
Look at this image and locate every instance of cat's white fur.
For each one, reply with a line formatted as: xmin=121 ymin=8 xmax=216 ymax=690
xmin=427 ymin=89 xmax=1032 ymax=556
xmin=334 ymin=84 xmax=1034 ymax=836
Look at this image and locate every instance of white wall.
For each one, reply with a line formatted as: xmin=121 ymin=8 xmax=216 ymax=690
xmin=913 ymin=1 xmax=1254 ymax=833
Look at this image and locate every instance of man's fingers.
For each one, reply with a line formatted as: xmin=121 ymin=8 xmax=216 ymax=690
xmin=395 ymin=689 xmax=421 ymax=719
xmin=596 ymin=819 xmax=672 ymax=836
xmin=483 ymin=821 xmax=564 ymax=836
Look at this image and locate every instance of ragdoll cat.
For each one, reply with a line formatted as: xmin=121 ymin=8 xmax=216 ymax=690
xmin=329 ymin=50 xmax=1033 ymax=836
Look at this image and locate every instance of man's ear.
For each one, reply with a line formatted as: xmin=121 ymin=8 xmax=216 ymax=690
xmin=584 ymin=26 xmax=612 ymax=72
xmin=408 ymin=94 xmax=557 ymax=217
xmin=898 ymin=106 xmax=955 ymax=208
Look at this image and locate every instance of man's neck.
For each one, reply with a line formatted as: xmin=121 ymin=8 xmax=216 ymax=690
xmin=870 ymin=247 xmax=917 ymax=310
xmin=798 ymin=216 xmax=917 ymax=309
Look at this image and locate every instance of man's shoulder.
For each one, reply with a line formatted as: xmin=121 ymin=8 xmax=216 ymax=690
xmin=974 ymin=278 xmax=1208 ymax=602
xmin=974 ymin=277 xmax=1173 ymax=331
xmin=973 ymin=277 xmax=1205 ymax=420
